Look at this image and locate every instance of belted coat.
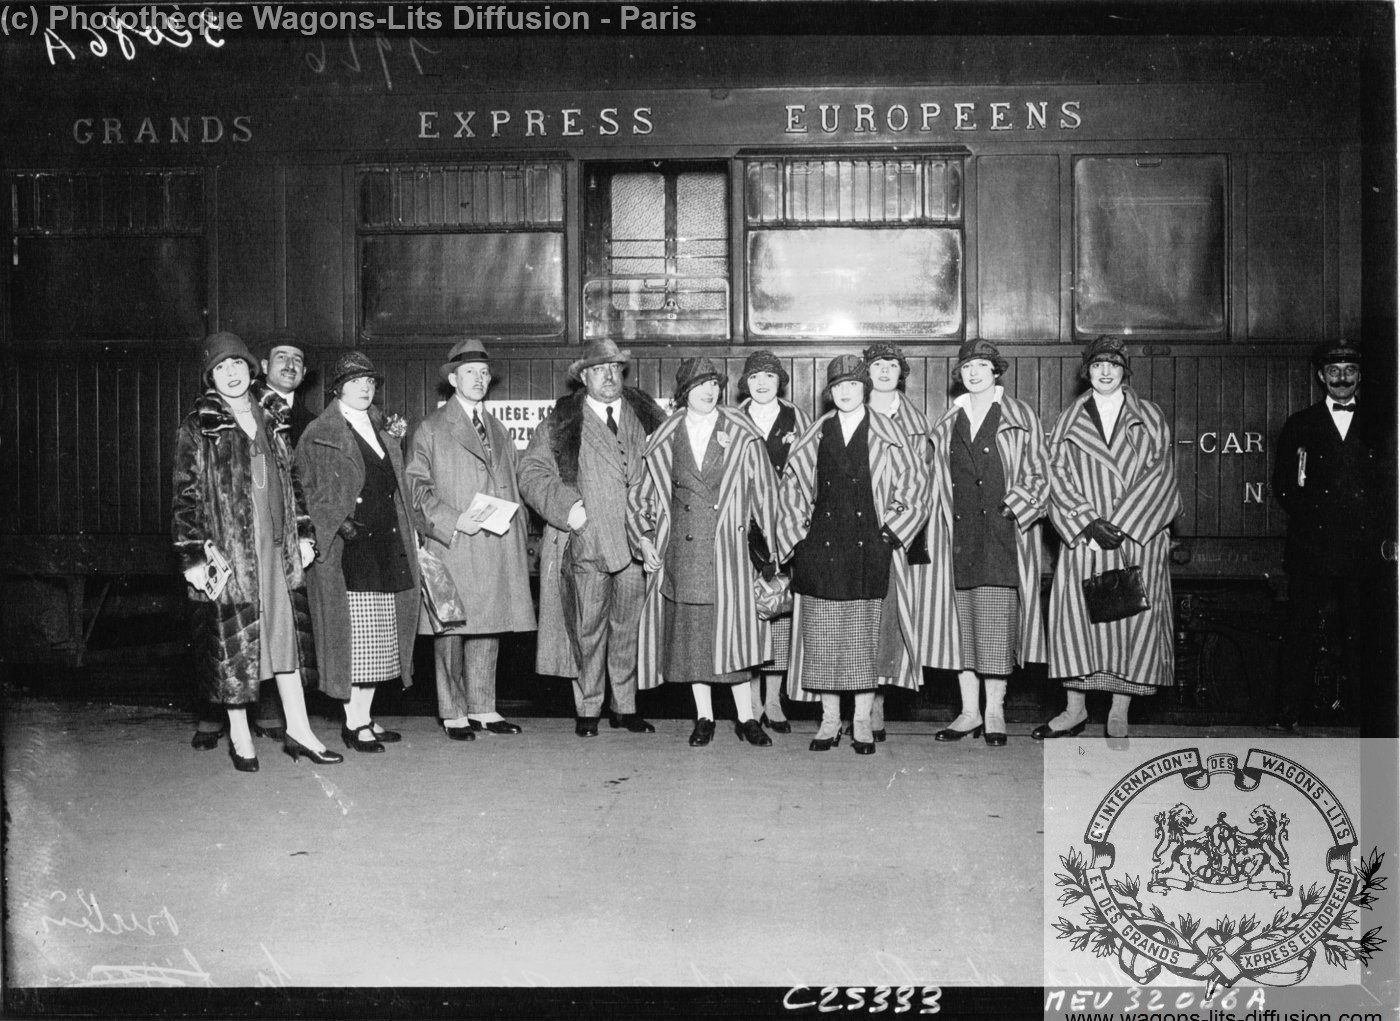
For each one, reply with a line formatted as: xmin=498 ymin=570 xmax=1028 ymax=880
xmin=171 ymin=382 xmax=316 ymax=703
xmin=295 ymin=404 xmax=420 ymax=700
xmin=1046 ymin=387 xmax=1181 ymax=688
xmin=926 ymin=390 xmax=1050 ymax=671
xmin=774 ymin=408 xmax=933 ymax=698
xmin=626 ymin=406 xmax=778 ymax=689
xmin=404 ymin=398 xmax=536 ymax=638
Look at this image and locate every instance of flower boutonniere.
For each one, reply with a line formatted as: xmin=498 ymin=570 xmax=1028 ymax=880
xmin=716 ymin=430 xmax=732 ymax=449
xmin=384 ymin=412 xmax=408 ymax=440
xmin=781 ymin=430 xmax=797 ymax=447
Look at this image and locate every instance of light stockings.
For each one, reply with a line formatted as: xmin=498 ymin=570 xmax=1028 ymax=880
xmin=276 ymin=670 xmax=329 ymax=752
xmin=694 ymin=681 xmax=756 ymax=723
xmin=344 ymin=683 xmax=376 ymax=732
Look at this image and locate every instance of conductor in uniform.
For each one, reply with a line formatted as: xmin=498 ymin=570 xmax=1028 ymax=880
xmin=1270 ymin=340 xmax=1392 ymax=732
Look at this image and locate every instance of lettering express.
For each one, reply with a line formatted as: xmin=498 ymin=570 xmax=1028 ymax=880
xmin=419 ymin=107 xmax=654 ymax=139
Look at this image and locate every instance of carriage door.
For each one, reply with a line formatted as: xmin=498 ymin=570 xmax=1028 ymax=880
xmin=582 ymin=162 xmax=730 ymax=341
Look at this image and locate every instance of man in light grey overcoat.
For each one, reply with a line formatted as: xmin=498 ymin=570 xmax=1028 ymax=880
xmin=405 ymin=340 xmax=536 ymax=740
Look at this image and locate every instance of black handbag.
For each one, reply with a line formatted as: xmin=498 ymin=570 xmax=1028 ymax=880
xmin=1081 ymin=561 xmax=1149 ymax=624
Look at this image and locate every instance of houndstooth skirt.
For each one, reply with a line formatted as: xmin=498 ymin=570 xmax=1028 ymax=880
xmin=798 ymin=597 xmax=883 ymax=692
xmin=1064 ymin=671 xmax=1157 ymax=696
xmin=348 ymin=591 xmax=400 ymax=685
xmin=954 ymin=586 xmax=1020 ymax=676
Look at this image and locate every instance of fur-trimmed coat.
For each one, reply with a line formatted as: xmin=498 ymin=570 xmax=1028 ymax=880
xmin=518 ymin=386 xmax=666 ymax=678
xmin=171 ymin=382 xmax=316 ymax=703
xmin=296 ymin=403 xmax=420 ymax=700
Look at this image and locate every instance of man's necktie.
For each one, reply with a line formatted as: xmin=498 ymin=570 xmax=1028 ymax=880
xmin=1333 ymin=402 xmax=1356 ymax=413
xmin=606 ymin=406 xmax=619 ymax=436
xmin=473 ymin=409 xmax=491 ymax=451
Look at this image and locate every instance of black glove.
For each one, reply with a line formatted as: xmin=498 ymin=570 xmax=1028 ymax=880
xmin=1084 ymin=518 xmax=1125 ymax=550
xmin=338 ymin=516 xmax=364 ymax=541
xmin=999 ymin=503 xmax=1017 ymax=522
xmin=879 ymin=524 xmax=904 ymax=549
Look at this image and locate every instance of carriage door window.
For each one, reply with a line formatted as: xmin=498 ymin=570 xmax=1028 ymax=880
xmin=744 ymin=157 xmax=964 ymax=339
xmin=1074 ymin=155 xmax=1226 ymax=338
xmin=358 ymin=162 xmax=565 ymax=340
xmin=8 ymin=170 xmax=206 ymax=341
xmin=583 ymin=163 xmax=729 ymax=341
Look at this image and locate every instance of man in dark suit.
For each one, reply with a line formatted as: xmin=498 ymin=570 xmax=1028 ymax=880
xmin=1270 ymin=340 xmax=1390 ymax=731
xmin=261 ymin=328 xmax=314 ymax=446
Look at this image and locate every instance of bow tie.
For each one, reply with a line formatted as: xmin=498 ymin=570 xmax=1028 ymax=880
xmin=1333 ymin=402 xmax=1356 ymax=413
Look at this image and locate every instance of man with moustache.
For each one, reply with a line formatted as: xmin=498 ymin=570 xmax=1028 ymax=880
xmin=1270 ymin=341 xmax=1391 ymax=732
xmin=261 ymin=328 xmax=314 ymax=446
xmin=518 ymin=339 xmax=666 ymax=737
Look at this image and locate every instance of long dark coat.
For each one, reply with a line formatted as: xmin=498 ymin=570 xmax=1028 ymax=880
xmin=295 ymin=404 xmax=420 ymax=700
xmin=171 ymin=383 xmax=316 ymax=703
xmin=626 ymin=406 xmax=778 ymax=688
xmin=404 ymin=398 xmax=536 ymax=636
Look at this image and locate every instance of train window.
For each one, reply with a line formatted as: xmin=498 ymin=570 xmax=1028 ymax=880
xmin=1074 ymin=155 xmax=1226 ymax=337
xmin=743 ymin=157 xmax=964 ymax=338
xmin=582 ymin=163 xmax=729 ymax=342
xmin=358 ymin=163 xmax=565 ymax=339
xmin=8 ymin=170 xmax=206 ymax=342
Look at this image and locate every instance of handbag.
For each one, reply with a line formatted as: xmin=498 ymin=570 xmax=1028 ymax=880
xmin=1081 ymin=550 xmax=1149 ymax=624
xmin=417 ymin=543 xmax=467 ymax=631
xmin=753 ymin=573 xmax=793 ymax=620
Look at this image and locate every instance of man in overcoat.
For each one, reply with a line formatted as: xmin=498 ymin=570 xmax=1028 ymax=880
xmin=405 ymin=340 xmax=536 ymax=740
xmin=1270 ymin=341 xmax=1393 ymax=731
xmin=261 ymin=328 xmax=315 ymax=446
xmin=517 ymin=339 xmax=666 ymax=737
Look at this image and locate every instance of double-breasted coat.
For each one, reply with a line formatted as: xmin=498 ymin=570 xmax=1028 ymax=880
xmin=926 ymin=390 xmax=1051 ymax=671
xmin=774 ymin=408 xmax=933 ymax=697
xmin=626 ymin=406 xmax=778 ymax=689
xmin=296 ymin=404 xmax=420 ymax=700
xmin=172 ymin=383 xmax=316 ymax=703
xmin=404 ymin=398 xmax=536 ymax=637
xmin=1046 ymin=387 xmax=1181 ymax=688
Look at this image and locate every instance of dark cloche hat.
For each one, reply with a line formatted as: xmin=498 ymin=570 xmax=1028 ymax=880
xmin=739 ymin=350 xmax=790 ymax=393
xmin=440 ymin=338 xmax=491 ymax=380
xmin=326 ymin=351 xmax=384 ymax=398
xmin=823 ymin=353 xmax=870 ymax=398
xmin=201 ymin=331 xmax=259 ymax=384
xmin=862 ymin=342 xmax=911 ymax=381
xmin=674 ymin=357 xmax=726 ymax=405
xmin=568 ymin=339 xmax=631 ymax=382
xmin=953 ymin=339 xmax=1009 ymax=377
xmin=1312 ymin=340 xmax=1363 ymax=368
xmin=1079 ymin=335 xmax=1132 ymax=379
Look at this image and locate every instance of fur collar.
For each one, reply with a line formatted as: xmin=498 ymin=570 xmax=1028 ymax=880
xmin=195 ymin=380 xmax=290 ymax=438
xmin=548 ymin=386 xmax=665 ymax=485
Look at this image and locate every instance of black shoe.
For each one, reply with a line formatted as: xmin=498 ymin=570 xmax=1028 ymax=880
xmin=228 ymin=745 xmax=259 ymax=772
xmin=760 ymin=714 xmax=792 ymax=735
xmin=983 ymin=730 xmax=1007 ymax=747
xmin=934 ymin=724 xmax=983 ymax=742
xmin=688 ymin=718 xmax=716 ymax=747
xmin=609 ymin=713 xmax=655 ymax=733
xmin=470 ymin=718 xmax=522 ymax=735
xmin=575 ymin=717 xmax=599 ymax=738
xmin=250 ymin=722 xmax=286 ymax=741
xmin=872 ymin=728 xmax=887 ymax=743
xmin=809 ymin=730 xmax=842 ymax=752
xmin=735 ymin=719 xmax=772 ymax=747
xmin=341 ymin=725 xmax=385 ymax=754
xmin=852 ymin=739 xmax=876 ymax=755
xmin=1030 ymin=718 xmax=1088 ymax=740
xmin=284 ymin=735 xmax=344 ymax=764
xmin=191 ymin=730 xmax=223 ymax=751
xmin=444 ymin=723 xmax=476 ymax=741
xmin=369 ymin=721 xmax=402 ymax=743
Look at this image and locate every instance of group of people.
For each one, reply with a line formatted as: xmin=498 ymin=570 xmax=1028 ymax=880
xmin=173 ymin=326 xmax=1381 ymax=771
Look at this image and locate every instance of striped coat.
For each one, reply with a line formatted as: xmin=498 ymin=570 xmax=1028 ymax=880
xmin=871 ymin=398 xmax=937 ymax=686
xmin=1046 ymin=387 xmax=1181 ymax=688
xmin=774 ymin=409 xmax=934 ymax=698
xmin=926 ymin=390 xmax=1050 ymax=670
xmin=627 ymin=406 xmax=778 ymax=689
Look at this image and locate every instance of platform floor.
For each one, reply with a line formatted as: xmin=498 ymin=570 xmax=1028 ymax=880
xmin=1 ymin=696 xmax=1356 ymax=1006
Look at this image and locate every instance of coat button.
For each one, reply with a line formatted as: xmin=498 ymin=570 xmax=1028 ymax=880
xmin=686 ymin=534 xmax=694 ymax=541
xmin=954 ymin=514 xmax=961 ymax=521
xmin=856 ymin=540 xmax=864 ymax=547
xmin=684 ymin=504 xmax=691 ymax=511
xmin=977 ymin=479 xmax=984 ymax=486
xmin=983 ymin=447 xmax=991 ymax=454
xmin=856 ymin=511 xmax=862 ymax=516
xmin=713 ymin=504 xmax=719 ymax=511
xmin=979 ymin=510 xmax=987 ymax=516
xmin=355 ymin=497 xmax=363 ymax=503
xmin=824 ymin=541 xmax=831 ymax=547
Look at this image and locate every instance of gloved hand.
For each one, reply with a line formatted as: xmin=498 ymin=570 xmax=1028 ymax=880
xmin=1084 ymin=518 xmax=1125 ymax=550
xmin=338 ymin=516 xmax=364 ymax=541
xmin=999 ymin=503 xmax=1017 ymax=522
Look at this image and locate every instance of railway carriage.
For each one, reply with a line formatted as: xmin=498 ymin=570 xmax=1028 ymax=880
xmin=1 ymin=7 xmax=1393 ymax=717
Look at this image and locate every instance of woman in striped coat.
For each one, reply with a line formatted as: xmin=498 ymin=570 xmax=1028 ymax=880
xmin=774 ymin=355 xmax=933 ymax=755
xmin=925 ymin=341 xmax=1050 ymax=746
xmin=737 ymin=350 xmax=811 ymax=735
xmin=863 ymin=343 xmax=936 ymax=742
xmin=628 ymin=358 xmax=779 ymax=747
xmin=1033 ymin=337 xmax=1182 ymax=741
